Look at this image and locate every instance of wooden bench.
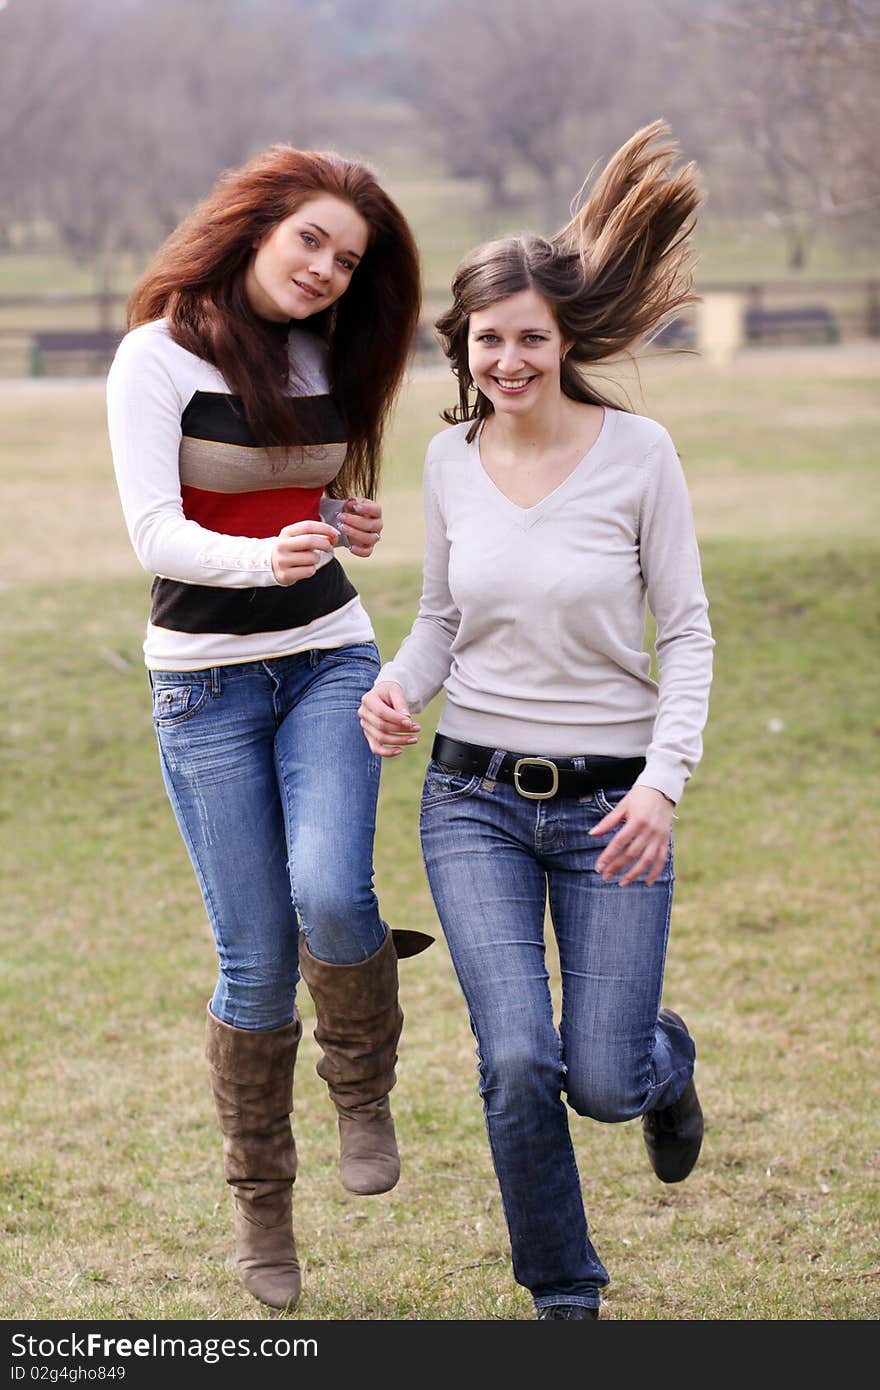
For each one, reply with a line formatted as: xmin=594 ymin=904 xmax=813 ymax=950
xmin=30 ymin=330 xmax=124 ymax=377
xmin=414 ymin=319 xmax=441 ymax=356
xmin=744 ymin=305 xmax=839 ymax=345
xmin=650 ymin=316 xmax=696 ymax=348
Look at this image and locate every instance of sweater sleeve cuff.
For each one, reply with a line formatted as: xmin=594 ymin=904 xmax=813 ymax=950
xmin=194 ymin=536 xmax=280 ymax=586
xmin=375 ymin=662 xmax=423 ymax=712
xmin=635 ymin=758 xmax=688 ymax=807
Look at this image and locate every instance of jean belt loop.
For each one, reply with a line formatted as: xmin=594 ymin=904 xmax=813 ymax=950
xmin=484 ymin=748 xmax=506 ymax=787
xmin=210 ymin=666 xmax=222 ymax=697
xmin=572 ymin=756 xmax=586 ymax=773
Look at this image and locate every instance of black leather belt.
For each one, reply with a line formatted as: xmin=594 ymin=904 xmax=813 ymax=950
xmin=432 ymin=734 xmax=646 ymax=801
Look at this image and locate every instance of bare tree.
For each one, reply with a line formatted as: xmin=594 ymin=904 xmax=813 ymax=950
xmin=403 ymin=0 xmax=632 ymax=224
xmin=0 ymin=0 xmax=329 ymax=285
xmin=0 ymin=0 xmax=106 ymax=248
xmin=8 ymin=0 xmax=873 ymax=285
xmin=670 ymin=0 xmax=880 ymax=268
xmin=399 ymin=0 xmax=711 ymax=229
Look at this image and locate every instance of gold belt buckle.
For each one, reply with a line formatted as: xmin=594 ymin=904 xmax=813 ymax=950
xmin=513 ymin=757 xmax=560 ymax=800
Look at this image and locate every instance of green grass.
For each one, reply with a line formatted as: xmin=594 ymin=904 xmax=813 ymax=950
xmin=0 ymin=351 xmax=878 ymax=1323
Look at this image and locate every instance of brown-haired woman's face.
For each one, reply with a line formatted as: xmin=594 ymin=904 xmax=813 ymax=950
xmin=244 ymin=194 xmax=369 ymax=322
xmin=468 ymin=288 xmax=570 ymax=416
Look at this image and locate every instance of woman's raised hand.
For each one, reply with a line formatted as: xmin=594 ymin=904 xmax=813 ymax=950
xmin=359 ymin=681 xmax=421 ymax=757
xmin=271 ymin=520 xmax=341 ymax=584
xmin=337 ymin=497 xmax=383 ymax=557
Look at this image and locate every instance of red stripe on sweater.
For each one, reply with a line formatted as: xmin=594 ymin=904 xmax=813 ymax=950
xmin=180 ymin=484 xmax=324 ymax=539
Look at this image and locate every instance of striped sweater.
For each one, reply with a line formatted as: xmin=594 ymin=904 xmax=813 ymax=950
xmin=107 ymin=318 xmax=373 ymax=670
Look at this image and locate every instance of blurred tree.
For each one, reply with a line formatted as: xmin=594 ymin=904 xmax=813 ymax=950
xmin=399 ymin=0 xmax=707 ymax=228
xmin=2 ymin=0 xmax=875 ymax=284
xmin=671 ymin=0 xmax=880 ymax=268
xmin=0 ymin=0 xmax=103 ymax=250
xmin=402 ymin=0 xmax=621 ymax=222
xmin=0 ymin=0 xmax=325 ymax=285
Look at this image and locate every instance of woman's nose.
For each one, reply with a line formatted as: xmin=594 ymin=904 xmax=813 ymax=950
xmin=497 ymin=346 xmax=523 ymax=373
xmin=309 ymin=251 xmax=334 ymax=281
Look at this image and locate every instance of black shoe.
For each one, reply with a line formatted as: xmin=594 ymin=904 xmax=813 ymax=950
xmin=642 ymin=1008 xmax=704 ymax=1183
xmin=536 ymin=1304 xmax=599 ymax=1320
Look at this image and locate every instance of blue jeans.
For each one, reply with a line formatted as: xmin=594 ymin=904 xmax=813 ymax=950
xmin=419 ymin=754 xmax=695 ymax=1312
xmin=150 ymin=643 xmax=386 ymax=1031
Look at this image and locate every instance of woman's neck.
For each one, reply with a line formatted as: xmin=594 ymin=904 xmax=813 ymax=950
xmin=483 ymin=393 xmax=580 ymax=458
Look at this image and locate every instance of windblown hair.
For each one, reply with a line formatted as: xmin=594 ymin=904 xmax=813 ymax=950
xmin=435 ymin=120 xmax=702 ymax=438
xmin=128 ymin=146 xmax=421 ymax=498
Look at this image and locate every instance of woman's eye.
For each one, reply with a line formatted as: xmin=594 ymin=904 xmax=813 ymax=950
xmin=301 ymin=232 xmax=318 ymax=247
xmin=337 ymin=258 xmax=355 ymax=272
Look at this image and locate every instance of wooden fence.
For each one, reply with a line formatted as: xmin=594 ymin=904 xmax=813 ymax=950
xmin=0 ymin=280 xmax=878 ymax=377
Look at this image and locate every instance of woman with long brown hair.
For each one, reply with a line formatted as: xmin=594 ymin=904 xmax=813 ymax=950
xmin=359 ymin=122 xmax=714 ymax=1320
xmin=107 ymin=145 xmax=427 ymax=1312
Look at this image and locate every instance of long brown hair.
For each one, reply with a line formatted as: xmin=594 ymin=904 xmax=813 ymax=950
xmin=128 ymin=146 xmax=421 ymax=498
xmin=435 ymin=121 xmax=701 ymax=439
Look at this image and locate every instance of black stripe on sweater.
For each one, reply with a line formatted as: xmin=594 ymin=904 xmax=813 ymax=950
xmin=180 ymin=391 xmax=346 ymax=447
xmin=150 ymin=557 xmax=357 ymax=635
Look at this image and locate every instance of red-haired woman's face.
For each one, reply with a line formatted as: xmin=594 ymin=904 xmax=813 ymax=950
xmin=244 ymin=194 xmax=369 ymax=322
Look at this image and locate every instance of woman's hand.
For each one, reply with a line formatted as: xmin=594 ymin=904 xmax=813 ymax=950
xmin=589 ymin=784 xmax=675 ymax=887
xmin=338 ymin=498 xmax=383 ymax=557
xmin=271 ymin=520 xmax=340 ymax=584
xmin=359 ymin=681 xmax=421 ymax=756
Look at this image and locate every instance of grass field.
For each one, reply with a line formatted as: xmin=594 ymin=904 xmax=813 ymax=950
xmin=1 ymin=345 xmax=878 ymax=1324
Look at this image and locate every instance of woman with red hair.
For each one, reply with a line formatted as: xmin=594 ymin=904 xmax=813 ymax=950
xmin=107 ymin=145 xmax=425 ymax=1312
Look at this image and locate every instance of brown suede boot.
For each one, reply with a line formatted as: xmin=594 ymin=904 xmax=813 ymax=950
xmin=205 ymin=1006 xmax=302 ymax=1311
xmin=298 ymin=930 xmax=404 ymax=1196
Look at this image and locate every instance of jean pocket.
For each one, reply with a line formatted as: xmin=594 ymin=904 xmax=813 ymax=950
xmin=420 ymin=759 xmax=482 ymax=808
xmin=323 ymin=641 xmax=381 ymax=667
xmin=151 ymin=680 xmax=209 ymax=728
xmin=593 ymin=786 xmax=630 ymax=816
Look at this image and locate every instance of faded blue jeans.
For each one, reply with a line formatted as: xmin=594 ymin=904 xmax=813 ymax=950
xmin=419 ymin=754 xmax=696 ymax=1313
xmin=150 ymin=643 xmax=386 ymax=1031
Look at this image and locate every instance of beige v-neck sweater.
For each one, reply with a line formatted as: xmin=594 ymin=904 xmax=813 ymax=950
xmin=378 ymin=409 xmax=714 ymax=804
